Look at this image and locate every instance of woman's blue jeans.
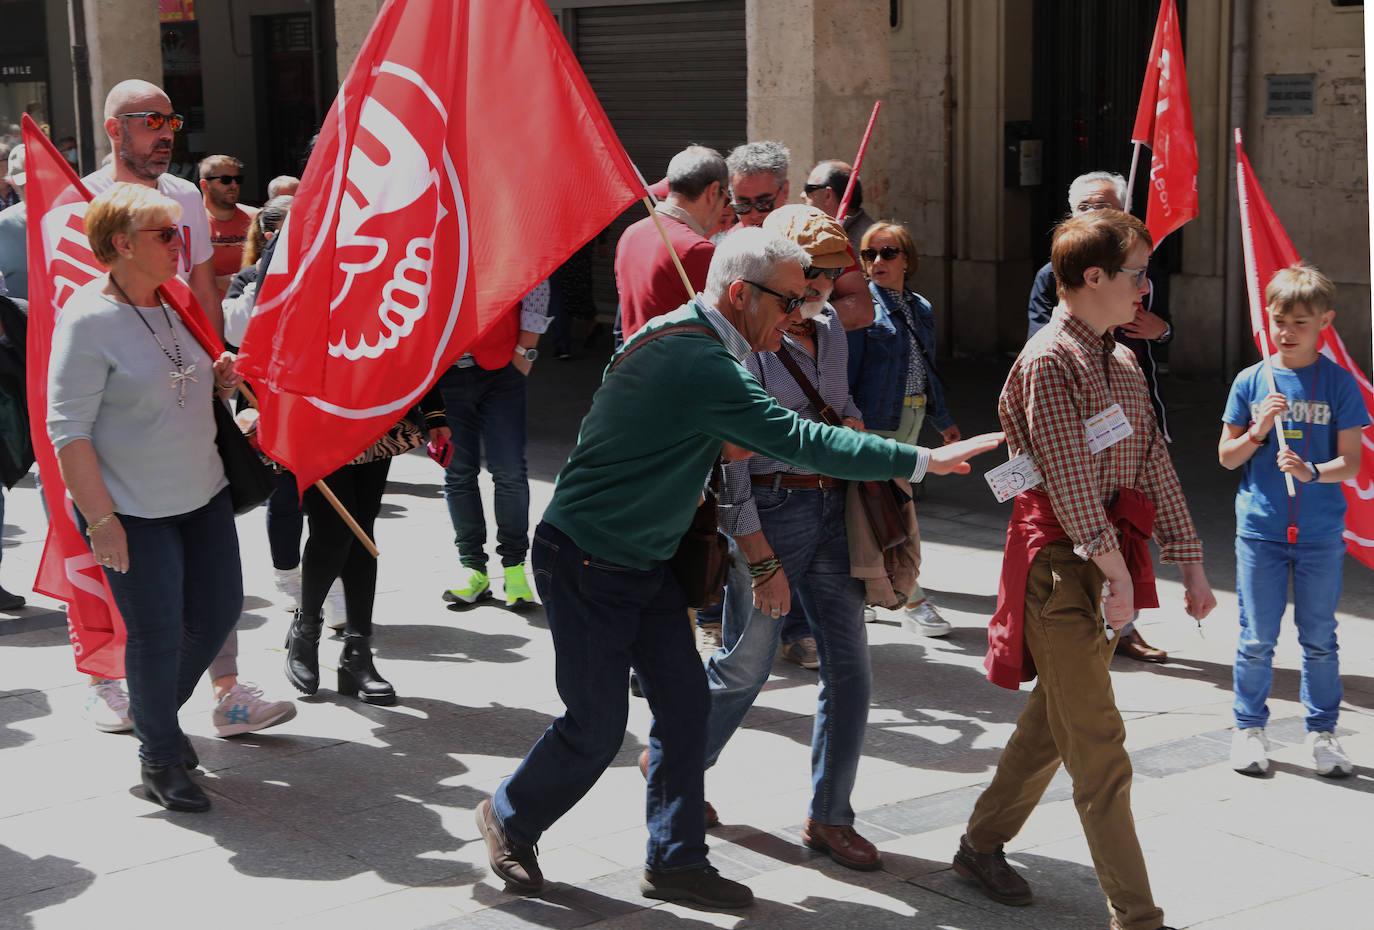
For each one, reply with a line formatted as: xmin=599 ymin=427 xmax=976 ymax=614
xmin=704 ymin=484 xmax=871 ymax=824
xmin=96 ymin=487 xmax=244 ymax=766
xmin=1234 ymin=534 xmax=1346 ymax=732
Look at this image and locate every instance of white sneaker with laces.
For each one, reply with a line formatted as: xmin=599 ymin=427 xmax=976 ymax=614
xmin=212 ymin=681 xmax=298 ymax=737
xmin=325 ymin=578 xmax=347 ymax=631
xmin=272 ymin=565 xmax=301 ymax=611
xmin=1309 ymin=731 xmax=1353 ymax=778
xmin=85 ymin=678 xmax=133 ymax=733
xmin=1231 ymin=726 xmax=1270 ymax=775
xmin=863 ymin=607 xmax=877 ymax=623
xmin=904 ymin=600 xmax=952 ymax=637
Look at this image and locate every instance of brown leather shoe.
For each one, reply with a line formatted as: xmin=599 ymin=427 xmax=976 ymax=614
xmin=475 ymin=799 xmax=544 ymax=893
xmin=802 ymin=819 xmax=882 ymax=870
xmin=1116 ymin=628 xmax=1168 ymax=663
xmin=638 ymin=747 xmax=720 ymax=827
xmin=640 ymin=865 xmax=753 ymax=908
xmin=952 ymin=833 xmax=1032 ymax=906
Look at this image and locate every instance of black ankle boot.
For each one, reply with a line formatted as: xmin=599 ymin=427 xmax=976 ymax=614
xmin=141 ymin=762 xmax=210 ymax=812
xmin=182 ymin=734 xmax=199 ymax=771
xmin=338 ymin=633 xmax=396 ymax=705
xmin=285 ymin=609 xmax=323 ymax=694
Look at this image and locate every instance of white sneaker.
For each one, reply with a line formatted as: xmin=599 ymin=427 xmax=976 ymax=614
xmin=863 ymin=607 xmax=877 ymax=623
xmin=696 ymin=621 xmax=723 ymax=663
xmin=272 ymin=565 xmax=301 ymax=611
xmin=212 ymin=681 xmax=298 ymax=737
xmin=1231 ymin=727 xmax=1270 ymax=776
xmin=325 ymin=578 xmax=347 ymax=631
xmin=85 ymin=678 xmax=133 ymax=733
xmin=1309 ymin=731 xmax=1353 ymax=778
xmin=904 ymin=600 xmax=952 ymax=637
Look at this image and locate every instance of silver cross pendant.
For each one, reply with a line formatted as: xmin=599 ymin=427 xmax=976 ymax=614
xmin=169 ymin=363 xmax=198 ymax=408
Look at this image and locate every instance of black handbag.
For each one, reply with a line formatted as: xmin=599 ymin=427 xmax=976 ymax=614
xmin=608 ymin=322 xmax=731 ymax=609
xmin=212 ymin=396 xmax=275 ymax=515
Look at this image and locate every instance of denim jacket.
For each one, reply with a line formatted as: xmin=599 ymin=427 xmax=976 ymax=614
xmin=846 ymin=281 xmax=953 ymax=432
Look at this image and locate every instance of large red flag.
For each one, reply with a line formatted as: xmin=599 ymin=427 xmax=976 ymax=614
xmin=237 ymin=0 xmax=644 ymax=490
xmin=21 ymin=115 xmax=224 ymax=676
xmin=1235 ymin=131 xmax=1374 ymax=569
xmin=1131 ymin=0 xmax=1198 ymax=246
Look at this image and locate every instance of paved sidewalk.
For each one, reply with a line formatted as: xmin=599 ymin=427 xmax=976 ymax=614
xmin=2 ymin=355 xmax=1371 ymax=930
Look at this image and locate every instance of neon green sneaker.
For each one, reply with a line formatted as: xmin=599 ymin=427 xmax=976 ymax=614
xmin=442 ymin=569 xmax=490 ymax=604
xmin=504 ymin=564 xmax=535 ymax=606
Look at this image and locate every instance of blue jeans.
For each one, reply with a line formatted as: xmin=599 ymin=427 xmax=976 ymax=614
xmin=704 ymin=485 xmax=870 ymax=824
xmin=437 ymin=363 xmax=530 ymax=571
xmin=92 ymin=488 xmax=243 ymax=766
xmin=1234 ymin=535 xmax=1346 ymax=732
xmin=494 ymin=521 xmax=710 ymax=872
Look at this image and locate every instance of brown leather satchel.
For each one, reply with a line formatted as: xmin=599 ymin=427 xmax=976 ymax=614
xmin=773 ymin=344 xmax=911 ymax=550
xmin=607 ymin=322 xmax=731 ymax=608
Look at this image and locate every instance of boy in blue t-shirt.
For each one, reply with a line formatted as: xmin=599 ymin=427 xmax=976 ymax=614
xmin=1218 ymin=264 xmax=1369 ymax=778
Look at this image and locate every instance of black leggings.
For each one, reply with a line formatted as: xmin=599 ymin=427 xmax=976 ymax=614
xmin=300 ymin=458 xmax=391 ymax=636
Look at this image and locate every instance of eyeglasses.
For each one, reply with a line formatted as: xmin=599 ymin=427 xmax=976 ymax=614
xmin=730 ymin=186 xmax=783 ymax=216
xmin=118 ymin=111 xmax=185 ymax=132
xmin=803 ymin=264 xmax=845 ymax=280
xmin=1073 ymin=200 xmax=1114 ymax=213
xmin=205 ymin=175 xmax=244 ymax=185
xmin=140 ymin=226 xmax=180 ymax=244
xmin=802 ymin=182 xmax=833 ymax=196
xmin=741 ymin=279 xmax=807 ymax=316
xmin=860 ymin=246 xmax=905 ymax=262
xmin=1108 ymin=265 xmax=1149 ymax=286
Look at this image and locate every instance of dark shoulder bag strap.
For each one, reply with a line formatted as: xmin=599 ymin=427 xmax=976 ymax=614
xmin=606 ymin=322 xmax=721 ymax=376
xmin=773 ymin=344 xmax=843 ymax=427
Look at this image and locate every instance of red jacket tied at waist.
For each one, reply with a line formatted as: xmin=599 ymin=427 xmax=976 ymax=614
xmin=984 ymin=487 xmax=1159 ymax=690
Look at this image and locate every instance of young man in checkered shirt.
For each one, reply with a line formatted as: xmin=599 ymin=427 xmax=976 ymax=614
xmin=952 ymin=210 xmax=1217 ymax=930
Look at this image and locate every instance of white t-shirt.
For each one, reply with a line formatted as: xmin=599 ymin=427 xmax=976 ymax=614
xmin=83 ymin=169 xmax=213 ymax=282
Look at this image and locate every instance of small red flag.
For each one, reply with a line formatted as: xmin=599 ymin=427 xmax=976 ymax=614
xmin=21 ymin=115 xmax=223 ymax=676
xmin=1131 ymin=0 xmax=1198 ymax=246
xmin=236 ymin=0 xmax=644 ymax=490
xmin=1235 ymin=131 xmax=1374 ymax=570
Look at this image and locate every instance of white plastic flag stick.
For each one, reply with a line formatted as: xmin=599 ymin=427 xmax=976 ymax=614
xmin=1125 ymin=141 xmax=1142 ymax=212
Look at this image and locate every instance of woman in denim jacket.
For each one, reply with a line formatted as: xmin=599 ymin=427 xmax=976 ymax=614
xmin=846 ymin=221 xmax=960 ymax=635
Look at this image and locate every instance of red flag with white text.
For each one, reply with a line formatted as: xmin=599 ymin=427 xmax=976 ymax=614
xmin=1131 ymin=0 xmax=1198 ymax=246
xmin=236 ymin=0 xmax=644 ymax=490
xmin=21 ymin=115 xmax=224 ymax=676
xmin=1235 ymin=132 xmax=1374 ymax=570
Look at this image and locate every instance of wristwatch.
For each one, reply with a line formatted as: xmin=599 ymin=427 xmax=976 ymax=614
xmin=514 ymin=345 xmax=539 ymax=362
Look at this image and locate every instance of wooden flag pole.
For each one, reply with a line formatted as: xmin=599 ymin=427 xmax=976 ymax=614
xmin=836 ymin=101 xmax=882 ymax=224
xmin=642 ymin=195 xmax=702 ymax=306
xmin=235 ymin=381 xmax=382 ymax=556
xmin=1234 ymin=128 xmax=1296 ymax=498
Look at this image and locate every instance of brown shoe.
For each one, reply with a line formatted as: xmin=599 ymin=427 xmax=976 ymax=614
xmin=640 ymin=865 xmax=753 ymax=908
xmin=475 ymin=799 xmax=544 ymax=893
xmin=638 ymin=747 xmax=720 ymax=826
xmin=780 ymin=635 xmax=820 ymax=670
xmin=802 ymin=819 xmax=882 ymax=870
xmin=1116 ymin=628 xmax=1168 ymax=663
xmin=952 ymin=833 xmax=1032 ymax=906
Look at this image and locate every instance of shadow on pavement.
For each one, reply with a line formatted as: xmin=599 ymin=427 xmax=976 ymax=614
xmin=0 ymin=845 xmax=96 ymax=930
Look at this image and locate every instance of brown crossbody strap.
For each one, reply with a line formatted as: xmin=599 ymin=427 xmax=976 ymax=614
xmin=772 ymin=343 xmax=843 ymax=428
xmin=606 ymin=322 xmax=722 ymax=375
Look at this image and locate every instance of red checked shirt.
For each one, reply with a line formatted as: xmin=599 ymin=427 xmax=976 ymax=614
xmin=999 ymin=308 xmax=1202 ymax=564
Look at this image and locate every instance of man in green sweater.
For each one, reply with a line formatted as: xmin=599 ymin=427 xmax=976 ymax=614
xmin=476 ymin=228 xmax=1001 ymax=908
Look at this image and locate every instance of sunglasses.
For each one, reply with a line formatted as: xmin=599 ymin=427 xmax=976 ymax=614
xmin=1108 ymin=265 xmax=1149 ymax=286
xmin=860 ymin=246 xmax=905 ymax=262
xmin=206 ymin=174 xmax=243 ymax=185
xmin=118 ymin=111 xmax=185 ymax=132
xmin=1073 ymin=200 xmax=1114 ymax=213
xmin=803 ymin=265 xmax=845 ymax=280
xmin=742 ymin=279 xmax=807 ymax=316
xmin=140 ymin=226 xmax=180 ymax=244
xmin=730 ymin=186 xmax=783 ymax=216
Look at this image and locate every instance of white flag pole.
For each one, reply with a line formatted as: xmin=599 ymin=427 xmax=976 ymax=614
xmin=1125 ymin=141 xmax=1142 ymax=212
xmin=1366 ymin=5 xmax=1374 ymax=376
xmin=1234 ymin=128 xmax=1296 ymax=498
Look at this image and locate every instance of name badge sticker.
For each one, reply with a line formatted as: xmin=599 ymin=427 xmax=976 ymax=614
xmin=985 ymin=453 xmax=1045 ymax=503
xmin=1084 ymin=403 xmax=1133 ymax=455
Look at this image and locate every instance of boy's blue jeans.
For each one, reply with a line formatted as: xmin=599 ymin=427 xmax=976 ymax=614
xmin=1234 ymin=535 xmax=1346 ymax=732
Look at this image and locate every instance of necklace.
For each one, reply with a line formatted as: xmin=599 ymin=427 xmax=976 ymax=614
xmin=109 ymin=276 xmax=197 ymax=408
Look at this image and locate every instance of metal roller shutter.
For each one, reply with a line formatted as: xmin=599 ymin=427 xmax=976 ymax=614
xmin=567 ymin=0 xmax=746 ymax=311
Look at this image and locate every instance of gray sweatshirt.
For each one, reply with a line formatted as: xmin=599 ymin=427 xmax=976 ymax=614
xmin=47 ymin=280 xmax=227 ymax=518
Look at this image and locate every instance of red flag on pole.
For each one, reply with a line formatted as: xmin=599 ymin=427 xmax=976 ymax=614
xmin=1130 ymin=0 xmax=1197 ymax=246
xmin=1236 ymin=132 xmax=1374 ymax=569
xmin=21 ymin=115 xmax=224 ymax=676
xmin=236 ymin=0 xmax=644 ymax=490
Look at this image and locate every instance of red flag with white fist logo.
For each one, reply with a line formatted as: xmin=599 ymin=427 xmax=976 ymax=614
xmin=237 ymin=0 xmax=643 ymax=490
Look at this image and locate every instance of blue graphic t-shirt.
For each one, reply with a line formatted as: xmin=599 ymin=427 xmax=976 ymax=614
xmin=1223 ymin=355 xmax=1370 ymax=542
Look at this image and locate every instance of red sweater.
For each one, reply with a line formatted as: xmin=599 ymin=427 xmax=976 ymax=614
xmin=614 ymin=213 xmax=713 ymax=340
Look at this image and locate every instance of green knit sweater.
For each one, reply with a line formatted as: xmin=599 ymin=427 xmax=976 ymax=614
xmin=542 ymin=302 xmax=922 ymax=570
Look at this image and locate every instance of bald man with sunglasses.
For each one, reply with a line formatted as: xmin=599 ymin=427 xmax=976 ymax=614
xmin=84 ymin=80 xmax=222 ymax=337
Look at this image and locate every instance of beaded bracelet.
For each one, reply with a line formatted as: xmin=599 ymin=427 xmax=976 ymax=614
xmin=85 ymin=513 xmax=117 ymax=536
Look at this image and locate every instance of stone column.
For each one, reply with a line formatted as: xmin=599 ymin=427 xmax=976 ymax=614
xmin=80 ymin=0 xmax=161 ymax=161
xmin=333 ymin=0 xmax=384 ymax=84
